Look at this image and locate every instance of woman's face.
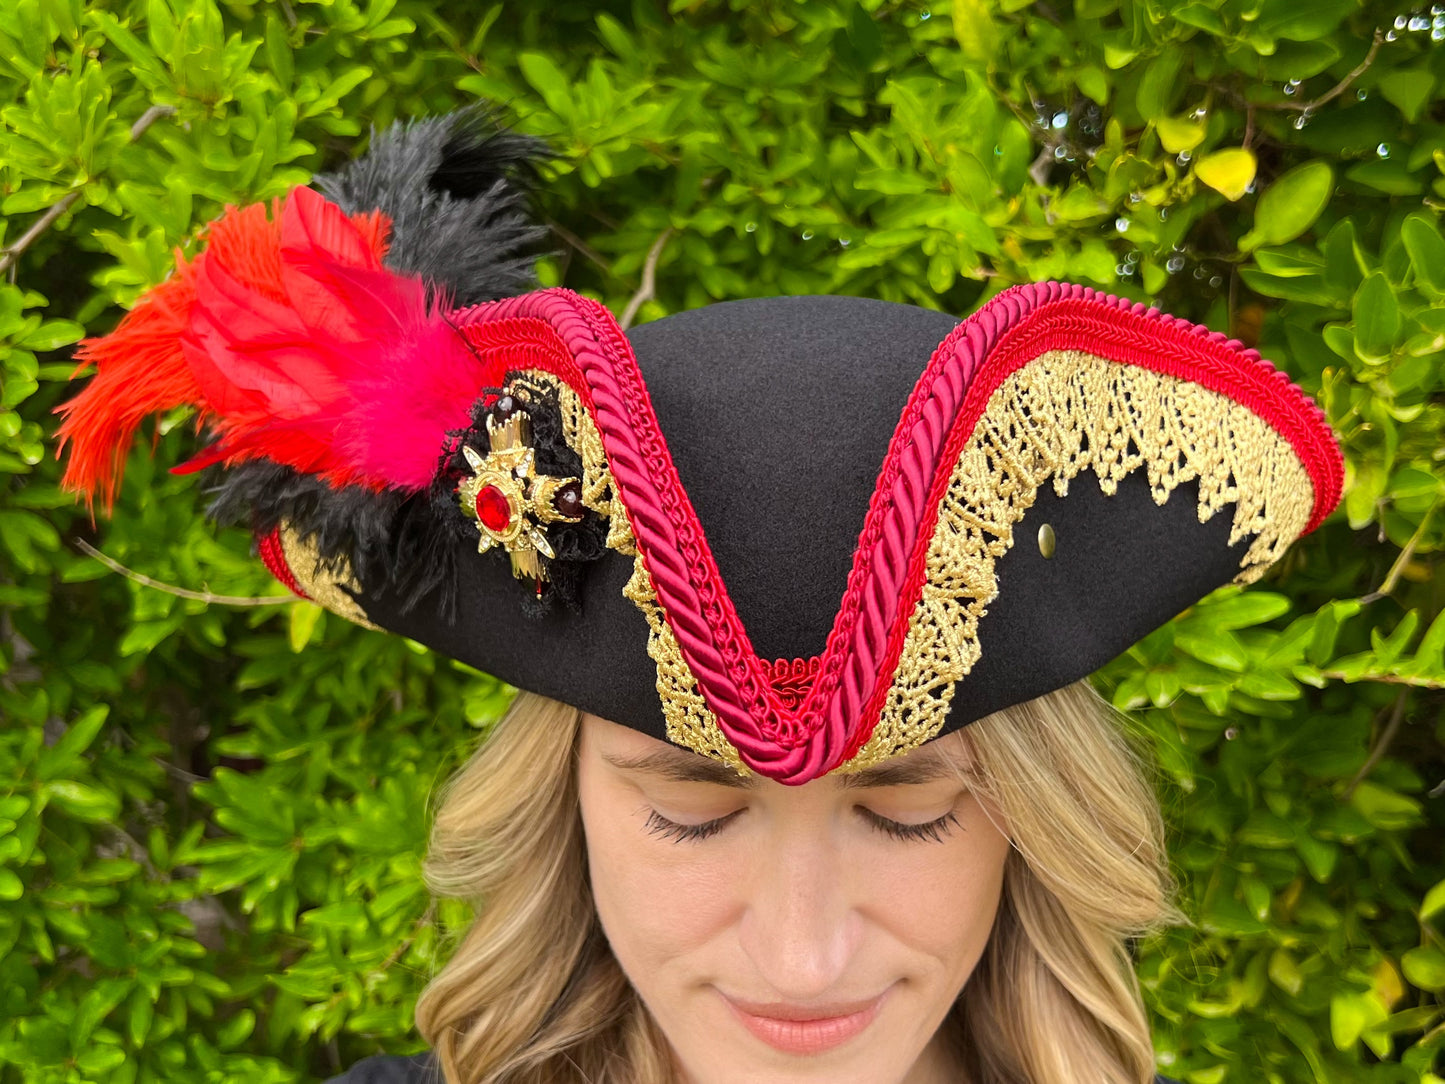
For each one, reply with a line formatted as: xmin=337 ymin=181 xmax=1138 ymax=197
xmin=577 ymin=714 xmax=1012 ymax=1084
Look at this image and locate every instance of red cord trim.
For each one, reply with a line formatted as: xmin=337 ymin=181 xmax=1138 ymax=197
xmin=452 ymin=284 xmax=1344 ymax=784
xmin=257 ymin=527 xmax=309 ymax=600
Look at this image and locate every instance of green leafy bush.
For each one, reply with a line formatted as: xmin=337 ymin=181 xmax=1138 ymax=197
xmin=2 ymin=0 xmax=1442 ymax=1080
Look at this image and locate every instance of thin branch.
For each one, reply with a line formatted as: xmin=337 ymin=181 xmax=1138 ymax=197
xmin=1028 ymin=145 xmax=1056 ymax=189
xmin=74 ymin=539 xmax=296 ymax=607
xmin=128 ymin=103 xmax=176 ymax=141
xmin=1259 ymin=29 xmax=1385 ymax=113
xmin=0 ymin=191 xmax=81 ymax=278
xmin=619 ymin=227 xmax=674 ymax=330
xmin=544 ymin=217 xmax=611 ymax=272
xmin=1343 ymin=689 xmax=1408 ymax=798
xmin=0 ymin=104 xmax=175 ymax=277
xmin=1227 ymin=267 xmax=1240 ymax=339
xmin=1358 ymin=503 xmax=1435 ymax=605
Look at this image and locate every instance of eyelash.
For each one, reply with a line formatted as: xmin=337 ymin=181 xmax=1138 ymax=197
xmin=643 ymin=807 xmax=960 ymax=844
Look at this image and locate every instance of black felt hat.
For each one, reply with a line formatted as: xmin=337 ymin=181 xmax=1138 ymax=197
xmin=58 ymin=112 xmax=1343 ymax=784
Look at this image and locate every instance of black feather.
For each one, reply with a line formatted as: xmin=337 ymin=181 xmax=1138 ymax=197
xmin=313 ymin=106 xmax=554 ymax=306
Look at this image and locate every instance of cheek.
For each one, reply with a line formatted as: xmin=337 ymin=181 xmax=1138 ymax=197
xmin=865 ymin=809 xmax=1011 ymax=980
xmin=579 ymin=785 xmax=740 ymax=993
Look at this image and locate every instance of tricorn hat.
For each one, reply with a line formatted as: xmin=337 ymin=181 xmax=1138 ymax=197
xmin=58 ymin=111 xmax=1343 ymax=785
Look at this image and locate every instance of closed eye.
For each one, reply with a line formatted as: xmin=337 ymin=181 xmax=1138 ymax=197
xmin=642 ymin=807 xmax=960 ymax=844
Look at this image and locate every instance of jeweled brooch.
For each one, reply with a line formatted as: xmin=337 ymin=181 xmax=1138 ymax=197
xmin=457 ymin=383 xmax=587 ymax=590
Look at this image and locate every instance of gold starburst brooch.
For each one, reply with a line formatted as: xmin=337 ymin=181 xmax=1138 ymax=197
xmin=457 ymin=387 xmax=585 ymax=588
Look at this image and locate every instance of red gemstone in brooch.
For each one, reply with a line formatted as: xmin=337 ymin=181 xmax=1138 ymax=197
xmin=474 ymin=484 xmax=514 ymax=533
xmin=457 ymin=388 xmax=586 ymax=588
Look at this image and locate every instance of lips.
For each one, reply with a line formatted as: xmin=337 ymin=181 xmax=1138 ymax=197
xmin=722 ymin=992 xmax=887 ymax=1055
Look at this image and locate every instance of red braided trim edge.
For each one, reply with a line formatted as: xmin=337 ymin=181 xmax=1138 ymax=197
xmin=452 ymin=284 xmax=1344 ymax=784
xmin=765 ymin=657 xmax=822 ymax=712
xmin=257 ymin=527 xmax=309 ymax=600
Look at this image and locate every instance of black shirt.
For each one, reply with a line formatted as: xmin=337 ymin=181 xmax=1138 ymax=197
xmin=324 ymin=1052 xmax=1183 ymax=1082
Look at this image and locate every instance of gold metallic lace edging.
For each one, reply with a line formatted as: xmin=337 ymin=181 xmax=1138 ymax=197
xmin=277 ymin=526 xmax=379 ymax=629
xmin=546 ymin=374 xmax=636 ymax=556
xmin=621 ymin=349 xmax=1315 ymax=775
xmin=624 ymin=555 xmax=748 ymax=772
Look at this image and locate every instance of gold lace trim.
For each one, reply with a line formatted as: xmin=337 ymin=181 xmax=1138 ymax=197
xmin=621 ymin=350 xmax=1315 ymax=775
xmin=547 ymin=374 xmax=636 ymax=555
xmin=278 ymin=526 xmax=379 ymax=630
xmin=624 ymin=554 xmax=748 ymax=772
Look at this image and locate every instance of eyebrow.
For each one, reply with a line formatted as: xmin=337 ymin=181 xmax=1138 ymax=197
xmin=600 ymin=748 xmax=963 ymax=790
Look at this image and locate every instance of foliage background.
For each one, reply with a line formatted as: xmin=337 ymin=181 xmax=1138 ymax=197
xmin=1 ymin=0 xmax=1443 ymax=1080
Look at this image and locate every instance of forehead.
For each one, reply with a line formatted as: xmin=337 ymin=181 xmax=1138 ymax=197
xmin=584 ymin=712 xmax=974 ymax=790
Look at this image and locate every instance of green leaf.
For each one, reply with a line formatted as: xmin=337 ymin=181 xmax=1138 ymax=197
xmin=127 ymin=988 xmax=154 ymax=1047
xmin=1379 ymin=67 xmax=1436 ymax=124
xmin=36 ymin=705 xmax=110 ymax=782
xmin=1352 ymin=272 xmax=1400 ymax=360
xmin=1402 ymin=946 xmax=1445 ymax=991
xmin=1401 ymin=214 xmax=1445 ymax=296
xmin=1323 ymin=218 xmax=1365 ymax=295
xmin=1270 ymin=949 xmax=1304 ymax=995
xmin=1243 ymin=161 xmax=1334 ymax=250
xmin=1198 ymin=589 xmax=1291 ymax=629
xmin=1172 ymin=3 xmax=1225 ymax=33
xmin=952 ymin=0 xmax=998 ymax=64
xmin=1414 ymin=608 xmax=1445 ymax=673
xmin=844 ymin=4 xmax=883 ymax=68
xmin=1261 ymin=0 xmax=1356 ymax=40
xmin=1074 ymin=65 xmax=1108 ymax=105
xmin=1350 ymin=781 xmax=1422 ymax=831
xmin=41 ymin=780 xmax=121 ymax=823
xmin=1175 ymin=629 xmax=1249 ymax=671
xmin=1370 ymin=610 xmax=1419 ymax=667
xmin=20 ymin=319 xmax=84 ymax=351
xmin=0 ymin=868 xmax=22 ymax=901
xmin=1308 ymin=600 xmax=1360 ymax=666
xmin=1135 ymin=50 xmax=1184 ymax=121
xmin=74 ymin=1045 xmax=127 ymax=1074
xmin=217 ymin=1008 xmax=256 ymax=1048
xmin=517 ymin=53 xmax=575 ymax=118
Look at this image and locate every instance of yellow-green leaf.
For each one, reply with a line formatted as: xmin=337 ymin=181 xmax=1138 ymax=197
xmin=952 ymin=0 xmax=997 ymax=64
xmin=1157 ymin=115 xmax=1206 ymax=154
xmin=1195 ymin=148 xmax=1257 ymax=201
xmin=1422 ymin=877 xmax=1445 ymax=921
xmin=288 ymin=601 xmax=323 ymax=652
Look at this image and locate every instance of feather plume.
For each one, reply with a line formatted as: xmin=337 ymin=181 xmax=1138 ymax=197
xmin=58 ymin=186 xmax=495 ymax=504
xmin=207 ymin=110 xmax=553 ymax=614
xmin=60 ymin=107 xmax=552 ymax=619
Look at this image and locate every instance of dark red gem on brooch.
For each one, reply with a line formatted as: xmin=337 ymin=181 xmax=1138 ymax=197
xmin=491 ymin=394 xmax=521 ymax=424
xmin=475 ymin=485 xmax=513 ymax=533
xmin=552 ymin=480 xmax=584 ymax=521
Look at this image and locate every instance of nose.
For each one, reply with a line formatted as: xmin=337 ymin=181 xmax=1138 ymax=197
xmin=736 ymin=824 xmax=864 ymax=1000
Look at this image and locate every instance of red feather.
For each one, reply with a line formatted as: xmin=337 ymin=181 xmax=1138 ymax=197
xmin=57 ymin=187 xmax=487 ymax=506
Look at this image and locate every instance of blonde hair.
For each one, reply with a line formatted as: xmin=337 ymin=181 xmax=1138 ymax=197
xmin=414 ymin=682 xmax=1178 ymax=1084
